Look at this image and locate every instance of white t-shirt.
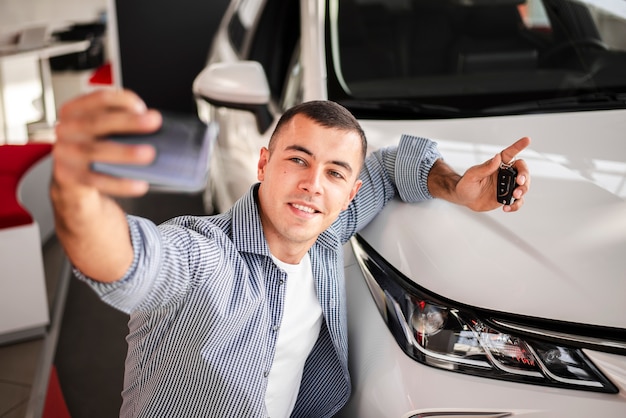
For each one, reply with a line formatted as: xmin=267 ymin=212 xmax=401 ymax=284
xmin=265 ymin=253 xmax=323 ymax=418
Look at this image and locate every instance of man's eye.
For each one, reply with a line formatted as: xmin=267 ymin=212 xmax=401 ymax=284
xmin=329 ymin=170 xmax=345 ymax=180
xmin=290 ymin=157 xmax=306 ymax=165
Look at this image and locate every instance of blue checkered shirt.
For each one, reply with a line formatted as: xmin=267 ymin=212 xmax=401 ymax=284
xmin=77 ymin=135 xmax=440 ymax=417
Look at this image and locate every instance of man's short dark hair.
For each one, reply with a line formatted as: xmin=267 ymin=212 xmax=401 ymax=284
xmin=269 ymin=100 xmax=367 ymax=163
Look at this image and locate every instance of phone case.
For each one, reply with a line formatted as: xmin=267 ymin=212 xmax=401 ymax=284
xmin=92 ymin=114 xmax=217 ymax=193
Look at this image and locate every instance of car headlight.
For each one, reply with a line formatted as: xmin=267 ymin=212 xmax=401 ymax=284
xmin=351 ymin=235 xmax=624 ymax=393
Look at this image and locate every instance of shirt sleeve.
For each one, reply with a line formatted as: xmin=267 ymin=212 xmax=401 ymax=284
xmin=336 ymin=134 xmax=441 ymax=241
xmin=74 ymin=214 xmax=219 ymax=314
xmin=391 ymin=134 xmax=442 ymax=203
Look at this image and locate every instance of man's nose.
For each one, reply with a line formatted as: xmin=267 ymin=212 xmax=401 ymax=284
xmin=299 ymin=168 xmax=323 ymax=194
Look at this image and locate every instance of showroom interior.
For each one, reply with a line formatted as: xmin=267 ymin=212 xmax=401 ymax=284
xmin=2 ymin=0 xmax=626 ymax=417
xmin=0 ymin=0 xmax=227 ymax=416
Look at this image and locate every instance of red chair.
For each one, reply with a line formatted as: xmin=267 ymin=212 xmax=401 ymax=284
xmin=0 ymin=143 xmax=53 ymax=344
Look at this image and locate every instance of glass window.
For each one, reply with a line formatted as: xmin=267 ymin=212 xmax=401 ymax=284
xmin=327 ymin=0 xmax=626 ymax=117
xmin=280 ymin=45 xmax=304 ymax=111
xmin=228 ymin=0 xmax=265 ymax=55
xmin=248 ymin=0 xmax=300 ymax=102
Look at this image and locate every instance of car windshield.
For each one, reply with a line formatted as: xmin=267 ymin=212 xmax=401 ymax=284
xmin=326 ymin=0 xmax=626 ymax=117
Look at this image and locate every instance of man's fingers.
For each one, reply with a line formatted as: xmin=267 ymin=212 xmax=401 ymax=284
xmin=500 ymin=136 xmax=531 ymax=166
xmin=504 ymin=195 xmax=525 ymax=212
xmin=56 ymin=88 xmax=162 ymax=142
xmin=512 ymin=158 xmax=530 ymax=187
xmin=58 ymin=89 xmax=147 ymax=119
xmin=89 ymin=172 xmax=151 ymax=197
xmin=93 ymin=139 xmax=157 ymax=166
xmin=53 ymin=141 xmax=152 ymax=197
xmin=56 ymin=108 xmax=162 ymax=143
xmin=89 ymin=109 xmax=162 ymax=138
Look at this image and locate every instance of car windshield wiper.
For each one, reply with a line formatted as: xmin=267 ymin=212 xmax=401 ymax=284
xmin=338 ymin=99 xmax=470 ymax=119
xmin=483 ymin=92 xmax=626 ymax=115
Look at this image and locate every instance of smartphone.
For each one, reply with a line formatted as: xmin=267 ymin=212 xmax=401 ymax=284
xmin=92 ymin=113 xmax=217 ymax=193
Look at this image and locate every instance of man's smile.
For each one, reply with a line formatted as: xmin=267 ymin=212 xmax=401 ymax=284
xmin=290 ymin=203 xmax=320 ymax=214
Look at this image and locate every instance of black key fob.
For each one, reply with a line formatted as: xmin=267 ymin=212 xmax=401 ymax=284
xmin=497 ymin=164 xmax=518 ymax=205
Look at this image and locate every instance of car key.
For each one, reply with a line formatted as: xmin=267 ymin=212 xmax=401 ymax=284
xmin=497 ymin=163 xmax=518 ymax=205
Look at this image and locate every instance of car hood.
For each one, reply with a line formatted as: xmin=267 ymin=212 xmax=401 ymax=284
xmin=356 ymin=109 xmax=626 ymax=329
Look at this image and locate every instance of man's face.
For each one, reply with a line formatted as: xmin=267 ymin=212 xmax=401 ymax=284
xmin=257 ymin=114 xmax=363 ymax=254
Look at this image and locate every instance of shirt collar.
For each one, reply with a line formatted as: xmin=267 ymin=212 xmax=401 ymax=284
xmin=231 ymin=184 xmax=271 ymax=257
xmin=230 ymin=184 xmax=342 ymax=256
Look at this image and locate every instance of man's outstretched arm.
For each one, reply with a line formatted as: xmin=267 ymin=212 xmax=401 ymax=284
xmin=50 ymin=89 xmax=161 ymax=282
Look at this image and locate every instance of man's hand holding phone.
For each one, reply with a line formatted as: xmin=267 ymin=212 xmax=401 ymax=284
xmin=92 ymin=113 xmax=216 ymax=193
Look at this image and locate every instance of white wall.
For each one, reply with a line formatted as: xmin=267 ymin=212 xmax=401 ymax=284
xmin=0 ymin=0 xmax=107 ymax=43
xmin=0 ymin=0 xmax=113 ymax=142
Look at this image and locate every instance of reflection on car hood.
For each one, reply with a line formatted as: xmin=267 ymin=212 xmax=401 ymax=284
xmin=357 ymin=109 xmax=626 ymax=329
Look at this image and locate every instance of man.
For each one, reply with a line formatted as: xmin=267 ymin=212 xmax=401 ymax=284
xmin=51 ymin=90 xmax=530 ymax=417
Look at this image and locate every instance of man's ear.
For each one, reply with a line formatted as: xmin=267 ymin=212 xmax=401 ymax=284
xmin=257 ymin=147 xmax=270 ymax=181
xmin=342 ymin=179 xmax=363 ymax=210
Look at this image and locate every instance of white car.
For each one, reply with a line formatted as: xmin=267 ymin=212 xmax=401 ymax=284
xmin=193 ymin=0 xmax=626 ymax=416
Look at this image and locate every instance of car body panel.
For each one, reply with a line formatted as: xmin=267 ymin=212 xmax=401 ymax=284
xmin=356 ymin=109 xmax=626 ymax=328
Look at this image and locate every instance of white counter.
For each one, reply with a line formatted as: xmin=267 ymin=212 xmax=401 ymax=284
xmin=0 ymin=40 xmax=89 ymax=144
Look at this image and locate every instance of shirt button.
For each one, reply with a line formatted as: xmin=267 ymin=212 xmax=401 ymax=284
xmin=272 ymin=325 xmax=279 ymax=332
xmin=264 ymin=371 xmax=269 ymax=378
xmin=279 ymin=278 xmax=285 ymax=285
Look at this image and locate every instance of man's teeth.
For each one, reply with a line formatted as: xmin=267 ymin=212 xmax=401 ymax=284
xmin=293 ymin=204 xmax=315 ymax=213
